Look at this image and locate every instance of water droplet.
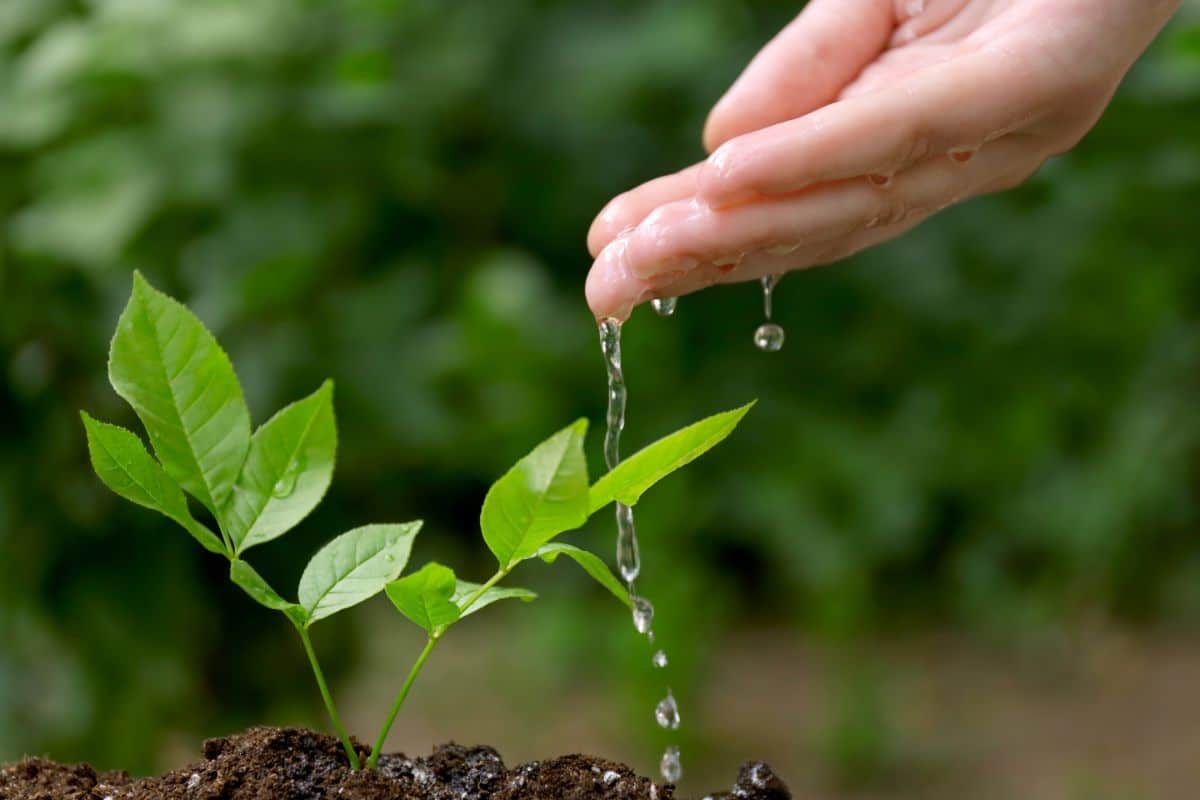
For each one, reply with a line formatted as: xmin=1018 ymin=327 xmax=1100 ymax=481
xmin=660 ymin=746 xmax=683 ymax=783
xmin=868 ymin=173 xmax=893 ymax=188
xmin=272 ymin=468 xmax=299 ymax=498
xmin=631 ymin=595 xmax=654 ymax=635
xmin=651 ymin=296 xmax=677 ymax=316
xmin=754 ymin=323 xmax=785 ymax=352
xmin=653 ymin=650 xmax=668 ymax=668
xmin=655 ymin=692 xmax=681 ymax=730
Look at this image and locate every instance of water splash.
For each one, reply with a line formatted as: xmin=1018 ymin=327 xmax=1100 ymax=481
xmin=652 ymin=650 xmax=668 ymax=668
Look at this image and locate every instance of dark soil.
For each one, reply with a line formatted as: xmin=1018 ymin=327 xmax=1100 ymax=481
xmin=0 ymin=727 xmax=790 ymax=800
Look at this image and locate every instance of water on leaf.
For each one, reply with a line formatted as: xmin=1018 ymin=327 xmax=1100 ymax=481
xmin=272 ymin=466 xmax=299 ymax=498
xmin=653 ymin=650 xmax=668 ymax=668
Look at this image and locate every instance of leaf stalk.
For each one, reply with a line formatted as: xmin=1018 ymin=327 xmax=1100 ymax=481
xmin=297 ymin=624 xmax=361 ymax=769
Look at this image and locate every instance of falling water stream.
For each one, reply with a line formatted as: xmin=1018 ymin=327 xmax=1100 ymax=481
xmin=754 ymin=275 xmax=785 ymax=352
xmin=600 ymin=278 xmax=786 ymax=783
xmin=599 ymin=318 xmax=683 ymax=783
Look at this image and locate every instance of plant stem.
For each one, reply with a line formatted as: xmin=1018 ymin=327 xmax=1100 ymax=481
xmin=460 ymin=567 xmax=510 ymax=613
xmin=297 ymin=625 xmax=361 ymax=769
xmin=366 ymin=565 xmax=511 ymax=768
xmin=367 ymin=634 xmax=440 ymax=768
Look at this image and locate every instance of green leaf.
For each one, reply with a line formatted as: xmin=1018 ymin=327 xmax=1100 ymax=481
xmin=224 ymin=380 xmax=337 ymax=554
xmin=81 ymin=412 xmax=225 ymax=555
xmin=385 ymin=562 xmax=462 ymax=634
xmin=589 ymin=402 xmax=755 ymax=513
xmin=298 ymin=522 xmax=421 ymax=625
xmin=481 ymin=419 xmax=590 ymax=567
xmin=452 ymin=581 xmax=537 ymax=619
xmin=537 ymin=543 xmax=630 ymax=608
xmin=230 ymin=559 xmax=306 ymax=623
xmin=108 ymin=273 xmax=251 ymax=522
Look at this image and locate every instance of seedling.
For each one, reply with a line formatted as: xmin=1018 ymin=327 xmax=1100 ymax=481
xmin=83 ymin=273 xmax=752 ymax=770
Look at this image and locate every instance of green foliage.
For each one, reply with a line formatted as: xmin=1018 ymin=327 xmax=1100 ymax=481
xmin=481 ymin=419 xmax=590 ymax=566
xmin=225 ymin=381 xmax=336 ymax=555
xmin=81 ymin=412 xmax=224 ymax=555
xmin=453 ymin=581 xmax=538 ymax=618
xmin=82 ymin=274 xmax=752 ymax=769
xmin=109 ymin=273 xmax=251 ymax=525
xmin=298 ymin=523 xmax=420 ymax=625
xmin=589 ymin=401 xmax=755 ymax=513
xmin=537 ymin=543 xmax=631 ymax=608
xmin=386 ymin=563 xmax=462 ymax=634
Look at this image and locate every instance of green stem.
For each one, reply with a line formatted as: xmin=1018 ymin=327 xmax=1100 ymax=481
xmin=366 ymin=565 xmax=511 ymax=768
xmin=460 ymin=567 xmax=510 ymax=613
xmin=367 ymin=635 xmax=440 ymax=769
xmin=297 ymin=625 xmax=361 ymax=769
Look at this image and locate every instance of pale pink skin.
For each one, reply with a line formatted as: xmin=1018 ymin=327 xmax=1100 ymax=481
xmin=585 ymin=0 xmax=1183 ymax=321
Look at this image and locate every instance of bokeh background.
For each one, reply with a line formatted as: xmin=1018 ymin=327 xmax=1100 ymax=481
xmin=3 ymin=1 xmax=1200 ymax=797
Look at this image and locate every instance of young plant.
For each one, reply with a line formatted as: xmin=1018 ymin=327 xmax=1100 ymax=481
xmin=82 ymin=273 xmax=752 ymax=770
xmin=372 ymin=400 xmax=751 ymax=766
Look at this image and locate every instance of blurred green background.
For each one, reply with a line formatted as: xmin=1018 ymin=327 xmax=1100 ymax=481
xmin=3 ymin=1 xmax=1200 ymax=797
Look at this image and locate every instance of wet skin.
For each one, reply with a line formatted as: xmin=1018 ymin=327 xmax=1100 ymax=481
xmin=585 ymin=0 xmax=1183 ymax=321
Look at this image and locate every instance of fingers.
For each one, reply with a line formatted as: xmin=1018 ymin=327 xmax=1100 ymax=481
xmin=586 ymin=137 xmax=1033 ymax=320
xmin=698 ymin=48 xmax=1045 ymax=209
xmin=587 ymin=163 xmax=703 ymax=257
xmin=703 ymin=0 xmax=895 ymax=152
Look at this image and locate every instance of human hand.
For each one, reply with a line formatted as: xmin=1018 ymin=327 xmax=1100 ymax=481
xmin=585 ymin=0 xmax=1182 ymax=320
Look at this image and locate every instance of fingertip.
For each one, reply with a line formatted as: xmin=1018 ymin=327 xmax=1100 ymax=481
xmin=585 ymin=239 xmax=638 ymax=322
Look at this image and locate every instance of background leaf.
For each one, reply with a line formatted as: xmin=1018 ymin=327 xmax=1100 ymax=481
xmin=385 ymin=562 xmax=461 ymax=634
xmin=224 ymin=380 xmax=337 ymax=554
xmin=108 ymin=273 xmax=251 ymax=522
xmin=452 ymin=581 xmax=538 ymax=619
xmin=481 ymin=419 xmax=590 ymax=566
xmin=589 ymin=402 xmax=754 ymax=513
xmin=81 ymin=412 xmax=225 ymax=555
xmin=298 ymin=522 xmax=421 ymax=624
xmin=537 ymin=543 xmax=630 ymax=608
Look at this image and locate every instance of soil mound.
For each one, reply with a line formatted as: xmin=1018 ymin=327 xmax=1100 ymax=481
xmin=0 ymin=726 xmax=790 ymax=800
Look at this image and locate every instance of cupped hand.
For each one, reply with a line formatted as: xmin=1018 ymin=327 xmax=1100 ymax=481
xmin=585 ymin=0 xmax=1181 ymax=320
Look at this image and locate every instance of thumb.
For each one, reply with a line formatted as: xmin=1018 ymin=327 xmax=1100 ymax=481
xmin=704 ymin=0 xmax=895 ymax=152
